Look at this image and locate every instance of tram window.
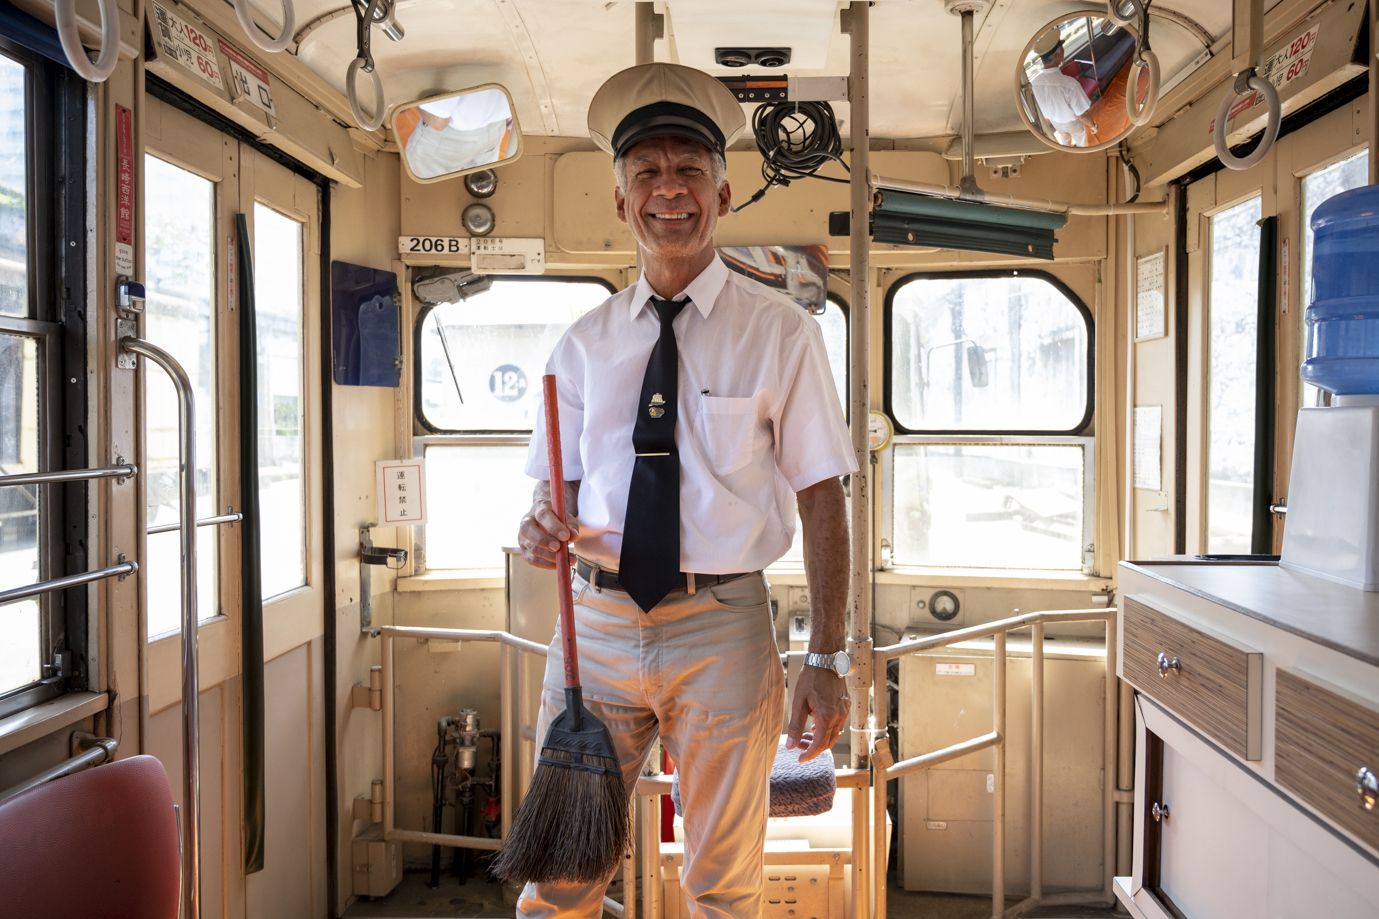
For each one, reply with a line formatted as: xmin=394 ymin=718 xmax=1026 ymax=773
xmin=253 ymin=202 xmax=307 ymax=599
xmin=417 ymin=278 xmax=611 ymax=433
xmin=0 ymin=55 xmax=26 ymax=317
xmin=0 ymin=43 xmax=86 ymax=718
xmin=0 ymin=336 xmax=41 ymax=693
xmin=143 ymin=155 xmax=219 ymax=637
xmin=419 ymin=278 xmax=610 ymax=571
xmin=887 ymin=274 xmax=1090 ymax=433
xmin=884 ymin=273 xmax=1092 ymax=572
xmin=0 ymin=52 xmax=38 ymax=692
xmin=893 ymin=442 xmax=1089 ymax=570
xmin=1300 ymin=150 xmax=1368 ymax=407
xmin=1206 ymin=196 xmax=1263 ymax=554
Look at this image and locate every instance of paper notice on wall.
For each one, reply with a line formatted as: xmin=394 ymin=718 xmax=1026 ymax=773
xmin=218 ymin=38 xmax=277 ymax=119
xmin=151 ymin=1 xmax=224 ymax=91
xmin=114 ymin=105 xmax=134 ymax=276
xmin=1134 ymin=406 xmax=1163 ymax=491
xmin=376 ymin=459 xmax=427 ymax=526
xmin=1136 ymin=251 xmax=1165 ymax=341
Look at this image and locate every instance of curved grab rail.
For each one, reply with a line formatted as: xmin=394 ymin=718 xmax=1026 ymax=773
xmin=54 ymin=0 xmax=119 ymax=82
xmin=233 ymin=0 xmax=296 ymax=53
xmin=346 ymin=56 xmax=385 ymax=131
xmin=119 ymin=336 xmax=202 ymax=919
xmin=1214 ymin=70 xmax=1281 ymax=171
xmin=1126 ymin=49 xmax=1160 ymax=126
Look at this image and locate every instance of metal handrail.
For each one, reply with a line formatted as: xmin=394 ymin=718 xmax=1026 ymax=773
xmin=0 ymin=464 xmax=136 ymax=487
xmin=370 ymin=624 xmax=630 ymax=918
xmin=873 ymin=607 xmax=1119 ymax=919
xmin=147 ymin=511 xmax=244 ymax=536
xmin=372 ymin=624 xmax=547 ymax=844
xmin=0 ymin=735 xmax=117 ymax=803
xmin=121 ymin=336 xmax=201 ymax=919
xmin=0 ymin=560 xmax=138 ymax=606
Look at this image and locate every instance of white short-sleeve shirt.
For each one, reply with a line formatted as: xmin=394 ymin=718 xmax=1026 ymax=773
xmin=526 ymin=256 xmax=857 ymax=574
xmin=1030 ymin=67 xmax=1091 ymax=125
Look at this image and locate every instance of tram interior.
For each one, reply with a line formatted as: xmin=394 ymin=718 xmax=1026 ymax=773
xmin=1 ymin=0 xmax=1378 ymax=917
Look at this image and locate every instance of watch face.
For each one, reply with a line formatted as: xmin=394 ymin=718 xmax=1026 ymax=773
xmin=833 ymin=652 xmax=851 ymax=676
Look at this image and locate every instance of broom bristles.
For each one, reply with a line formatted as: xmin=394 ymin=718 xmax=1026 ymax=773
xmin=489 ymin=750 xmax=630 ymax=885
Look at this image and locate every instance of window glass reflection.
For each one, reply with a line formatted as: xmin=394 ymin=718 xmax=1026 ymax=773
xmin=253 ymin=202 xmax=307 ymax=599
xmin=144 ymin=155 xmax=218 ymax=637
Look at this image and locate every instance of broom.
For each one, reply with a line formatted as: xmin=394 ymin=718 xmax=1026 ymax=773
xmin=490 ymin=373 xmax=630 ymax=886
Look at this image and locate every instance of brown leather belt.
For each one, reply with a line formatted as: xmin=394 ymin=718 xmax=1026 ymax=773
xmin=574 ymin=557 xmax=757 ymax=595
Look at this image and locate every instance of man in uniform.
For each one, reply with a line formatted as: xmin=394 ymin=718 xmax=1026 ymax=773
xmin=515 ymin=62 xmax=856 ymax=918
xmin=1029 ymin=32 xmax=1098 ymax=147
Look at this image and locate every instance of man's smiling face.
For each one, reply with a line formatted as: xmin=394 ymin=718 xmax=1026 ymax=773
xmin=615 ymin=136 xmax=731 ymax=264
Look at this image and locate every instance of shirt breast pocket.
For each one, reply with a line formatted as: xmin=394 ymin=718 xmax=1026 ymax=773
xmin=698 ymin=395 xmax=764 ymax=476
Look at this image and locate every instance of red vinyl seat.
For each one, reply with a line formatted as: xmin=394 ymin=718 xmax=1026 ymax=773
xmin=0 ymin=754 xmax=180 ymax=919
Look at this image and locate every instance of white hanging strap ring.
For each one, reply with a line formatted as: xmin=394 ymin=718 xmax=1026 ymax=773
xmin=54 ymin=0 xmax=120 ymax=83
xmin=347 ymin=57 xmax=385 ymax=132
xmin=1106 ymin=0 xmax=1145 ymax=29
xmin=234 ymin=0 xmax=296 ymax=53
xmin=1214 ymin=70 xmax=1282 ymax=171
xmin=1126 ymin=49 xmax=1161 ymax=126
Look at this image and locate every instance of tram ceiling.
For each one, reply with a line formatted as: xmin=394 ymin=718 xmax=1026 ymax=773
xmin=250 ymin=0 xmax=1231 ymax=147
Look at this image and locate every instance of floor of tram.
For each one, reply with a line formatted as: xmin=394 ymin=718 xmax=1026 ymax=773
xmin=343 ymin=869 xmax=1126 ymax=917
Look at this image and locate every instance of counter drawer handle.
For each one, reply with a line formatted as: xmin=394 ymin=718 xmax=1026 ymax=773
xmin=1152 ymin=802 xmax=1170 ymax=822
xmin=1156 ymin=652 xmax=1181 ymax=678
xmin=1358 ymin=767 xmax=1378 ymax=812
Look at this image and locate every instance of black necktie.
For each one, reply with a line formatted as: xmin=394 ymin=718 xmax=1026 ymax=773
xmin=619 ymin=297 xmax=687 ymax=612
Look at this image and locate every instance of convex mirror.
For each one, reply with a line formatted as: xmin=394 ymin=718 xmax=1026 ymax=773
xmin=393 ymin=85 xmax=522 ymax=183
xmin=1016 ymin=14 xmax=1147 ymax=153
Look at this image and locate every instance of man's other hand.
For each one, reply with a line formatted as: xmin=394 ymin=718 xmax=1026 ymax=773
xmin=785 ymin=666 xmax=850 ymax=762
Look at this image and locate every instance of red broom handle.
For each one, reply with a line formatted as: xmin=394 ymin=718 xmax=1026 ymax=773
xmin=543 ymin=374 xmax=580 ymax=690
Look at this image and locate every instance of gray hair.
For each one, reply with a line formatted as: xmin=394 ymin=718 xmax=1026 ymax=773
xmin=614 ymin=148 xmax=728 ymax=192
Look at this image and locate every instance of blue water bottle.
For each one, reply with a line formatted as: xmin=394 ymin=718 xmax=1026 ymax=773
xmin=1302 ymin=184 xmax=1379 ymax=395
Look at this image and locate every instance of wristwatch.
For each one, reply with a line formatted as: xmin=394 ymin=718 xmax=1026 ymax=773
xmin=804 ymin=650 xmax=851 ymax=677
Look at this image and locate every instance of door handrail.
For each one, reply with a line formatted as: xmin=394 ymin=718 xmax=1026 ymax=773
xmin=147 ymin=511 xmax=244 ymax=536
xmin=873 ymin=607 xmax=1119 ymax=919
xmin=0 ymin=560 xmax=138 ymax=606
xmin=119 ymin=336 xmax=201 ymax=919
xmin=0 ymin=464 xmax=136 ymax=487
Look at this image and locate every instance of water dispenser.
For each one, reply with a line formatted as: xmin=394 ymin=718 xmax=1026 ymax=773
xmin=1282 ymin=184 xmax=1379 ymax=589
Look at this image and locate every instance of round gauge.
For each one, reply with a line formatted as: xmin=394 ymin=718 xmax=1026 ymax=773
xmin=463 ymin=168 xmax=499 ymax=199
xmin=462 ymin=202 xmax=496 ymax=237
xmin=867 ymin=411 xmax=893 ymax=452
xmin=929 ymin=589 xmax=960 ymax=622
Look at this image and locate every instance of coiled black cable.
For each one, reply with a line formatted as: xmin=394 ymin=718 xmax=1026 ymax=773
xmin=733 ymin=100 xmax=850 ymax=213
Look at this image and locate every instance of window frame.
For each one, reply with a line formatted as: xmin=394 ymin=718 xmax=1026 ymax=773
xmin=1202 ymin=193 xmax=1267 ymax=555
xmin=882 ymin=269 xmax=1095 ymax=436
xmin=412 ymin=273 xmax=619 ymax=435
xmin=880 ymin=269 xmax=1096 ymax=576
xmin=410 ymin=273 xmax=617 ymax=575
xmin=0 ymin=37 xmax=88 ymax=720
xmin=880 ymin=434 xmax=1097 ymax=575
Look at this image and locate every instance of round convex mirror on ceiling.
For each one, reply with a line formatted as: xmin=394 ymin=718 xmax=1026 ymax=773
xmin=1015 ymin=13 xmax=1157 ymax=154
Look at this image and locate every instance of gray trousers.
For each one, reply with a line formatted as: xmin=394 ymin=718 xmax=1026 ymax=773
xmin=516 ymin=571 xmax=784 ymax=919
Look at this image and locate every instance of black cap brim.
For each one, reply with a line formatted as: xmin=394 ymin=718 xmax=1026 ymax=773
xmin=612 ymin=101 xmax=726 ymax=158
